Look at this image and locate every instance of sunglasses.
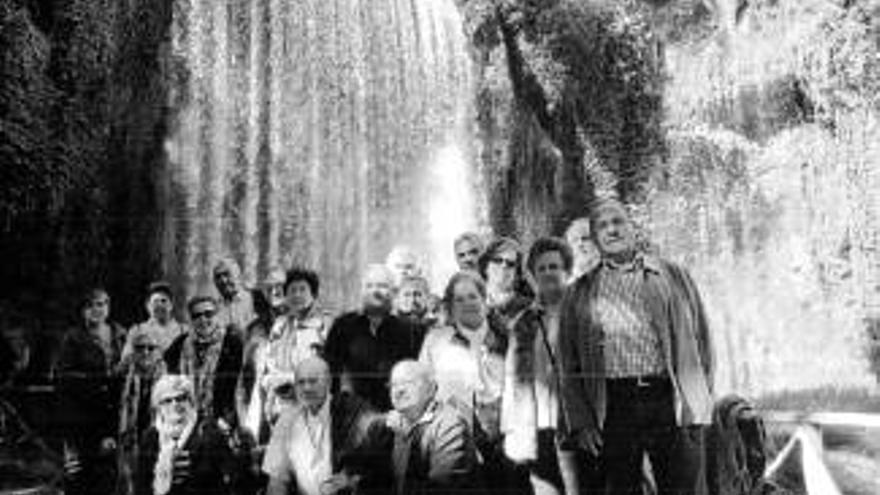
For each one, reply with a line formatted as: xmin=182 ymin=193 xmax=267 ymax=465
xmin=191 ymin=310 xmax=215 ymax=319
xmin=158 ymin=393 xmax=190 ymax=406
xmin=134 ymin=344 xmax=158 ymax=351
xmin=490 ymin=257 xmax=518 ymax=268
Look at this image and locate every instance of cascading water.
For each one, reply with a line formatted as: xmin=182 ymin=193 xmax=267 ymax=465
xmin=162 ymin=0 xmax=478 ymax=308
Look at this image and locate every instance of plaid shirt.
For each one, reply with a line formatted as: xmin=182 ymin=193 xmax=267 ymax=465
xmin=593 ymin=255 xmax=667 ymax=378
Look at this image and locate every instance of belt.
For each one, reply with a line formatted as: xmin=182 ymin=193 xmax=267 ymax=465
xmin=606 ymin=375 xmax=670 ymax=389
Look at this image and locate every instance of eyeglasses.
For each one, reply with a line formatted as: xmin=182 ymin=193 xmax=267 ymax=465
xmin=158 ymin=393 xmax=190 ymax=406
xmin=191 ymin=310 xmax=215 ymax=319
xmin=490 ymin=257 xmax=517 ymax=268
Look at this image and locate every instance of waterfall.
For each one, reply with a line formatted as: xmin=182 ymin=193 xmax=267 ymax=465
xmin=162 ymin=0 xmax=477 ymax=308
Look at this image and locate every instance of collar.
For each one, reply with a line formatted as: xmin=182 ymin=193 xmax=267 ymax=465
xmin=601 ymin=252 xmax=662 ymax=274
xmin=404 ymin=399 xmax=440 ymax=432
xmin=452 ymin=321 xmax=488 ymax=348
xmin=302 ymin=395 xmax=332 ymax=422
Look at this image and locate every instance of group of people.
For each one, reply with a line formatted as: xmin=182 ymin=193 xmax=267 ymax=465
xmin=7 ymin=198 xmax=715 ymax=495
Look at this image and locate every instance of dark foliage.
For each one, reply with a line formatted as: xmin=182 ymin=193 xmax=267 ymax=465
xmin=460 ymin=0 xmax=665 ymax=239
xmin=0 ymin=0 xmax=173 ymax=331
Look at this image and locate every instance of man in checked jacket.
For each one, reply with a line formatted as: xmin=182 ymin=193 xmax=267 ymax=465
xmin=559 ymin=198 xmax=715 ymax=495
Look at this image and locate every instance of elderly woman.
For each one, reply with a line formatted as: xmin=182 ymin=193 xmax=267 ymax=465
xmin=418 ymin=271 xmax=529 ymax=495
xmin=119 ymin=328 xmax=167 ymax=495
xmin=477 ymin=237 xmax=533 ymax=329
xmin=135 ymin=375 xmax=239 ymax=495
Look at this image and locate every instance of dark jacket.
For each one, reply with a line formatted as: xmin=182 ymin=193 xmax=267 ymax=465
xmin=135 ymin=419 xmax=238 ymax=495
xmin=164 ymin=329 xmax=244 ymax=427
xmin=392 ymin=400 xmax=481 ymax=495
xmin=55 ymin=323 xmax=126 ymax=444
xmin=324 ymin=312 xmax=421 ymax=411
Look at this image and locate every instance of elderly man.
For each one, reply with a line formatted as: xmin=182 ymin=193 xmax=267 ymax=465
xmin=164 ymin=296 xmax=244 ymax=429
xmin=389 ymin=360 xmax=479 ymax=495
xmin=135 ymin=374 xmax=240 ymax=495
xmin=324 ymin=264 xmax=420 ymax=410
xmin=213 ymin=258 xmax=257 ymax=334
xmin=453 ymin=232 xmax=483 ymax=272
xmin=559 ymin=198 xmax=715 ymax=495
xmin=564 ymin=217 xmax=600 ymax=281
xmin=385 ymin=245 xmax=423 ymax=288
xmin=263 ymin=357 xmax=392 ymax=495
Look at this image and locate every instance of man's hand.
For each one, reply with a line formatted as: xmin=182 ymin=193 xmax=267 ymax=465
xmin=320 ymin=472 xmax=359 ymax=495
xmin=99 ymin=437 xmax=117 ymax=455
xmin=384 ymin=410 xmax=406 ymax=433
xmin=577 ymin=428 xmax=602 ymax=457
xmin=172 ymin=450 xmax=192 ymax=485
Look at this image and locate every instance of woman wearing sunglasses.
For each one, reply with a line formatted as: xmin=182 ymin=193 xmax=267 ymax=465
xmin=478 ymin=237 xmax=533 ymax=331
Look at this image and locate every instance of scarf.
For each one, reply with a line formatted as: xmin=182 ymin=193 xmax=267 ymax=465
xmin=120 ymin=358 xmax=166 ymax=451
xmin=179 ymin=326 xmax=225 ymax=420
xmin=153 ymin=411 xmax=196 ymax=495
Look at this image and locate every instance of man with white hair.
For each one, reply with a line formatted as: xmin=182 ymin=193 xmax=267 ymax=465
xmin=213 ymin=258 xmax=257 ymax=334
xmin=134 ymin=374 xmax=239 ymax=495
xmin=263 ymin=357 xmax=392 ymax=495
xmin=389 ymin=360 xmax=479 ymax=495
xmin=324 ymin=264 xmax=421 ymax=410
xmin=385 ymin=245 xmax=422 ymax=288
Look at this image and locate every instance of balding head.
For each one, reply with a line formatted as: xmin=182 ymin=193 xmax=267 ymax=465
xmin=295 ymin=356 xmax=331 ymax=413
xmin=386 ymin=245 xmax=422 ymax=286
xmin=213 ymin=257 xmax=241 ymax=299
xmin=390 ymin=360 xmax=437 ymax=422
xmin=362 ymin=264 xmax=395 ymax=314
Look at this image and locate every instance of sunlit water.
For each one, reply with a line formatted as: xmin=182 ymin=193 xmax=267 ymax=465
xmin=162 ymin=0 xmax=478 ymax=308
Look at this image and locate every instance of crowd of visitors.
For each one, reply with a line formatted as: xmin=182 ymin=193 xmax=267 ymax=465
xmin=0 ymin=198 xmax=717 ymax=495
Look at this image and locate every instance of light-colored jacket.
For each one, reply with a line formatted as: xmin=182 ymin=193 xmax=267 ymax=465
xmin=559 ymin=255 xmax=715 ymax=438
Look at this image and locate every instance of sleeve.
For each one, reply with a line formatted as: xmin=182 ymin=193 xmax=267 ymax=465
xmin=558 ymin=284 xmax=595 ymax=436
xmin=262 ymin=412 xmax=294 ymax=484
xmin=426 ymin=413 xmax=477 ymax=492
xmin=323 ymin=318 xmax=343 ymax=375
xmin=676 ymin=265 xmax=715 ymax=386
xmin=417 ymin=329 xmax=435 ymax=368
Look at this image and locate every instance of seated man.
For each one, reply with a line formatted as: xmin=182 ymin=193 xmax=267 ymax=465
xmin=135 ymin=374 xmax=243 ymax=495
xmin=388 ymin=360 xmax=480 ymax=495
xmin=263 ymin=357 xmax=392 ymax=495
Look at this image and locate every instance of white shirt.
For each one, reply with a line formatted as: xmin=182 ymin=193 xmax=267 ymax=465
xmin=263 ymin=399 xmax=333 ymax=495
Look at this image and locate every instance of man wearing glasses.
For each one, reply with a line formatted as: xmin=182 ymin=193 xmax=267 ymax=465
xmin=164 ymin=296 xmax=245 ymax=430
xmin=135 ymin=374 xmax=240 ymax=495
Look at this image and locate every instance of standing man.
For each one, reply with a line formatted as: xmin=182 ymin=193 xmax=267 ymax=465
xmin=213 ymin=258 xmax=257 ymax=335
xmin=559 ymin=198 xmax=714 ymax=495
xmin=453 ymin=232 xmax=484 ymax=272
xmin=385 ymin=245 xmax=423 ymax=289
xmin=123 ymin=281 xmax=187 ymax=361
xmin=564 ymin=217 xmax=600 ymax=282
xmin=165 ymin=296 xmax=244 ymax=429
xmin=324 ymin=264 xmax=420 ymax=411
